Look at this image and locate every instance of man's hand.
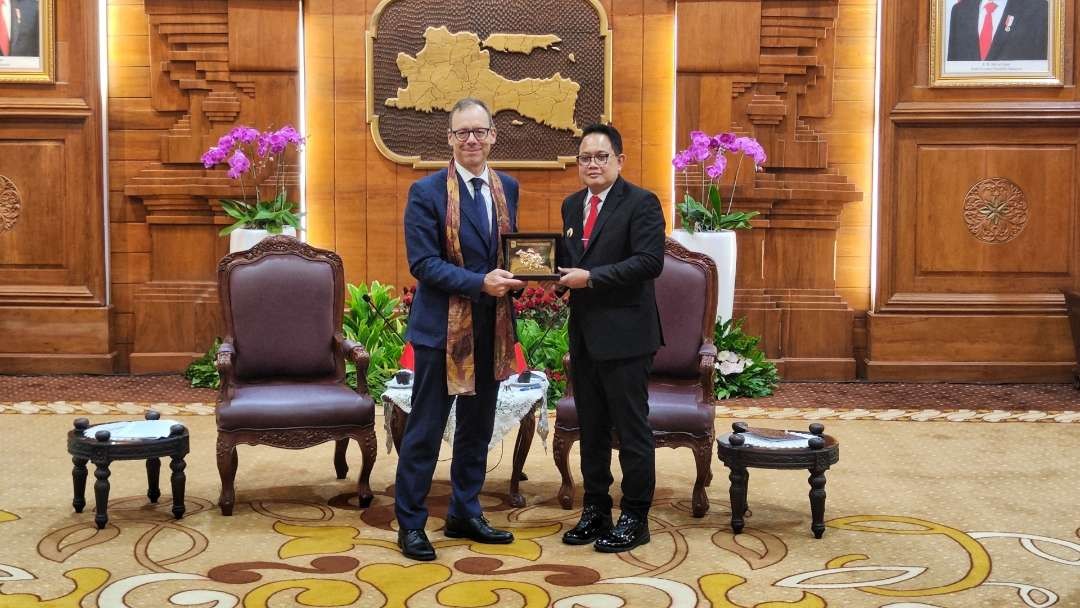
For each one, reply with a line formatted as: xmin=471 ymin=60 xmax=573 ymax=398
xmin=558 ymin=267 xmax=590 ymax=289
xmin=483 ymin=269 xmax=526 ymax=297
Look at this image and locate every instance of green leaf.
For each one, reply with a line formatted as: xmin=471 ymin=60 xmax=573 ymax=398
xmin=708 ymin=183 xmax=724 ymax=220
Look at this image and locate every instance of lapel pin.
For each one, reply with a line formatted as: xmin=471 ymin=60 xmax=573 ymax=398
xmin=566 ymin=227 xmax=573 ymax=238
xmin=1005 ymin=15 xmax=1014 ymax=32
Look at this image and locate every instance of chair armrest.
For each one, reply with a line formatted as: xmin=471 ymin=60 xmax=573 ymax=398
xmin=336 ymin=334 xmax=371 ymax=393
xmin=215 ymin=338 xmax=236 ymax=402
xmin=698 ymin=342 xmax=717 ymax=403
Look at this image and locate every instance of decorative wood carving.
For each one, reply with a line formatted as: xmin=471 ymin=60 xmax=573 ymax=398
xmin=677 ymin=0 xmax=862 ymax=380
xmin=0 ymin=176 xmax=19 ymax=232
xmin=962 ymin=177 xmax=1028 ymax=244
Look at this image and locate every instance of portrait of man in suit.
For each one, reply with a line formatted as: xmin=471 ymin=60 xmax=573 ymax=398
xmin=947 ymin=0 xmax=1048 ymax=61
xmin=0 ymin=0 xmax=40 ymax=59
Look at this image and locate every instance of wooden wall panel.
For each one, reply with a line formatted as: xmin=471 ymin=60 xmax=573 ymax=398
xmin=871 ymin=0 xmax=1080 ymax=381
xmin=0 ymin=3 xmax=112 ymax=373
xmin=676 ymin=0 xmax=867 ymax=379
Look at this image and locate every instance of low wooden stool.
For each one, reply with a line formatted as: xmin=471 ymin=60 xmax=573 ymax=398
xmin=716 ymin=422 xmax=840 ymax=538
xmin=67 ymin=411 xmax=190 ymax=529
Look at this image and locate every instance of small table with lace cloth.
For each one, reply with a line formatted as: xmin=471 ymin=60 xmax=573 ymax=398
xmin=381 ymin=372 xmax=550 ymax=508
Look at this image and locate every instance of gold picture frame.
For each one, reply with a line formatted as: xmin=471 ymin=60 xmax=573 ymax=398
xmin=930 ymin=0 xmax=1064 ymax=87
xmin=502 ymin=232 xmax=561 ymax=280
xmin=0 ymin=0 xmax=55 ymax=83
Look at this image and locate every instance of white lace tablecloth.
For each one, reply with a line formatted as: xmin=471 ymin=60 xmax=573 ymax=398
xmin=381 ymin=371 xmax=550 ymax=454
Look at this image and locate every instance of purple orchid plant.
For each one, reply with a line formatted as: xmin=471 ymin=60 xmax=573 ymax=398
xmin=201 ymin=125 xmax=305 ymax=236
xmin=673 ymin=131 xmax=766 ymax=233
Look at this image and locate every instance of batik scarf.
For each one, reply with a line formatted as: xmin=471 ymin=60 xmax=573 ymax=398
xmin=444 ymin=160 xmax=516 ymax=395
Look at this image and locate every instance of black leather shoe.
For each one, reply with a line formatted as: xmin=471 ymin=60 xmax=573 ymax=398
xmin=562 ymin=504 xmax=613 ymax=545
xmin=398 ymin=528 xmax=436 ymax=561
xmin=444 ymin=514 xmax=514 ymax=544
xmin=595 ymin=512 xmax=650 ymax=553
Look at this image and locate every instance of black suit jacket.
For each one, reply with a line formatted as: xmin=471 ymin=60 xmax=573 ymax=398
xmin=558 ymin=176 xmax=665 ymax=361
xmin=948 ymin=0 xmax=1048 ymax=61
xmin=4 ymin=0 xmax=39 ymax=58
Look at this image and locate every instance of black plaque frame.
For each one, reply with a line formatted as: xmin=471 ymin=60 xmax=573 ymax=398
xmin=502 ymin=232 xmax=561 ymax=280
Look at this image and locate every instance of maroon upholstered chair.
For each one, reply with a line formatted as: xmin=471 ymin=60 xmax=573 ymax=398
xmin=553 ymin=238 xmax=719 ymax=517
xmin=214 ymin=236 xmax=377 ymax=516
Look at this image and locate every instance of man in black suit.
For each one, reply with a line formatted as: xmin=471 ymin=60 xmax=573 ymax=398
xmin=557 ymin=124 xmax=666 ymax=552
xmin=947 ymin=0 xmax=1048 ymax=61
xmin=1 ymin=0 xmax=39 ymax=58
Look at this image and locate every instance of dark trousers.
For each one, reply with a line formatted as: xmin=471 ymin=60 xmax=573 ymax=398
xmin=394 ymin=304 xmax=499 ymax=530
xmin=570 ymin=344 xmax=655 ymax=517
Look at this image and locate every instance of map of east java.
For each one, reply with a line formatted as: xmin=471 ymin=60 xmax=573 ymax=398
xmin=386 ymin=26 xmax=582 ymax=136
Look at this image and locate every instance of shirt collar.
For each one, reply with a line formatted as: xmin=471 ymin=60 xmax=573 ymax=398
xmin=454 ymin=163 xmax=490 ymax=188
xmin=586 ymin=183 xmax=615 ymax=207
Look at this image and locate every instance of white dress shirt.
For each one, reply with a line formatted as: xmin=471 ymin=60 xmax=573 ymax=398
xmin=455 ymin=163 xmax=493 ymax=234
xmin=584 ymin=183 xmax=614 ymax=218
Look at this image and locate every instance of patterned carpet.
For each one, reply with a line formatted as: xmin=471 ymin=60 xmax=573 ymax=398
xmin=0 ymin=401 xmax=1077 ymax=607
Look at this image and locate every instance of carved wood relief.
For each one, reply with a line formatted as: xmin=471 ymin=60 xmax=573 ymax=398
xmin=962 ymin=177 xmax=1029 ymax=244
xmin=678 ymin=0 xmax=863 ymax=380
xmin=0 ymin=176 xmax=19 ymax=232
xmin=111 ymin=0 xmax=298 ymax=372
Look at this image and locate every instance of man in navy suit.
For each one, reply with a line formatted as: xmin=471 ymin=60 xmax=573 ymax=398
xmin=948 ymin=0 xmax=1048 ymax=61
xmin=1 ymin=0 xmax=39 ymax=58
xmin=395 ymin=98 xmax=525 ymax=561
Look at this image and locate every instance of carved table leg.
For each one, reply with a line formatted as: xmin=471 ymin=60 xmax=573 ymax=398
xmin=509 ymin=404 xmax=537 ymax=508
xmin=727 ymin=465 xmax=749 ymax=534
xmin=334 ymin=438 xmax=349 ymax=479
xmin=170 ymin=456 xmax=187 ymax=519
xmin=146 ymin=458 xmax=161 ymax=503
xmin=93 ymin=461 xmax=111 ymax=530
xmin=72 ymin=457 xmax=88 ymax=513
xmin=808 ymin=466 xmax=828 ymax=539
xmin=553 ymin=430 xmax=576 ymax=510
xmin=390 ymin=405 xmax=407 ymax=454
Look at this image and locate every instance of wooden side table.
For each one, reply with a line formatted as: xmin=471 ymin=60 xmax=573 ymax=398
xmin=66 ymin=411 xmax=190 ymax=529
xmin=716 ymin=422 xmax=840 ymax=538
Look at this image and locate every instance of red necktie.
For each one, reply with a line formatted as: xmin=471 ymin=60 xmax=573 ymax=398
xmin=0 ymin=0 xmax=10 ymax=57
xmin=979 ymin=2 xmax=998 ymax=60
xmin=582 ymin=195 xmax=600 ymax=247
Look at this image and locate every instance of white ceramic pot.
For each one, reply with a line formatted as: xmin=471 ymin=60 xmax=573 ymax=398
xmin=228 ymin=226 xmax=297 ymax=253
xmin=669 ymin=228 xmax=736 ymax=323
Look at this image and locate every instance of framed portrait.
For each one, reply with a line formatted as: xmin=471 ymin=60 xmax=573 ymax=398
xmin=930 ymin=0 xmax=1064 ymax=87
xmin=502 ymin=232 xmax=561 ymax=280
xmin=0 ymin=0 xmax=55 ymax=83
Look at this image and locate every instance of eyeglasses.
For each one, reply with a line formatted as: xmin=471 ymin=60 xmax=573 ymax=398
xmin=576 ymin=153 xmax=612 ymax=166
xmin=450 ymin=128 xmax=492 ymax=142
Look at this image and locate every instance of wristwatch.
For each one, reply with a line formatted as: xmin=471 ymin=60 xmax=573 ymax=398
xmin=586 ymin=277 xmax=594 ymax=288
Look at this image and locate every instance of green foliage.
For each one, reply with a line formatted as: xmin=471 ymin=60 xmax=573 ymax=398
xmin=343 ymin=281 xmax=406 ymax=398
xmin=712 ymin=318 xmax=779 ymax=400
xmin=218 ymin=189 xmax=302 ymax=236
xmin=183 ymin=337 xmax=221 ymax=389
xmin=677 ymin=185 xmax=759 ymax=233
xmin=515 ymin=317 xmax=569 ymax=404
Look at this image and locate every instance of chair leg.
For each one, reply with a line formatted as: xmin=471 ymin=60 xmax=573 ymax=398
xmin=553 ymin=429 xmax=577 ymax=510
xmin=216 ymin=435 xmax=238 ymax=516
xmin=509 ymin=404 xmax=537 ymax=508
xmin=390 ymin=405 xmax=407 ymax=454
xmin=334 ymin=438 xmax=349 ymax=479
xmin=691 ymin=438 xmax=712 ymax=518
xmin=355 ymin=428 xmax=377 ymax=508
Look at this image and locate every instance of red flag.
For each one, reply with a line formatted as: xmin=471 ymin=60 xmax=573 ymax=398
xmin=399 ymin=342 xmax=415 ymax=370
xmin=513 ymin=342 xmax=528 ymax=373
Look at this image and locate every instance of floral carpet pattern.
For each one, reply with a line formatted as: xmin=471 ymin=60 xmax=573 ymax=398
xmin=0 ymin=409 xmax=1077 ymax=607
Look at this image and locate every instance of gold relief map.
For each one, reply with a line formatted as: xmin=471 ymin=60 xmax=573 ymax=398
xmin=367 ymin=0 xmax=611 ymax=168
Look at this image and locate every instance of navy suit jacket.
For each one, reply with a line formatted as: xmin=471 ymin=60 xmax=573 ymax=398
xmin=948 ymin=0 xmax=1048 ymax=61
xmin=5 ymin=0 xmax=39 ymax=58
xmin=404 ymin=168 xmax=519 ymax=350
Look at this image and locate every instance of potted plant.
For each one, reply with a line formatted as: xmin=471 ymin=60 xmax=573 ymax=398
xmin=201 ymin=125 xmax=305 ymax=252
xmin=670 ymin=131 xmax=765 ymax=323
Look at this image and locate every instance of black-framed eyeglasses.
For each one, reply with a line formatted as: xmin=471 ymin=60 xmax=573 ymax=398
xmin=450 ymin=128 xmax=492 ymax=142
xmin=576 ymin=153 xmax=612 ymax=166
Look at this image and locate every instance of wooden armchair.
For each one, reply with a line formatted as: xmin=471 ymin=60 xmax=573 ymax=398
xmin=214 ymin=236 xmax=377 ymax=515
xmin=553 ymin=238 xmax=719 ymax=517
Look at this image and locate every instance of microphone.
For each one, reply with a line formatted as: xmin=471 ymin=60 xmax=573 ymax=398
xmin=361 ymin=293 xmax=405 ymax=346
